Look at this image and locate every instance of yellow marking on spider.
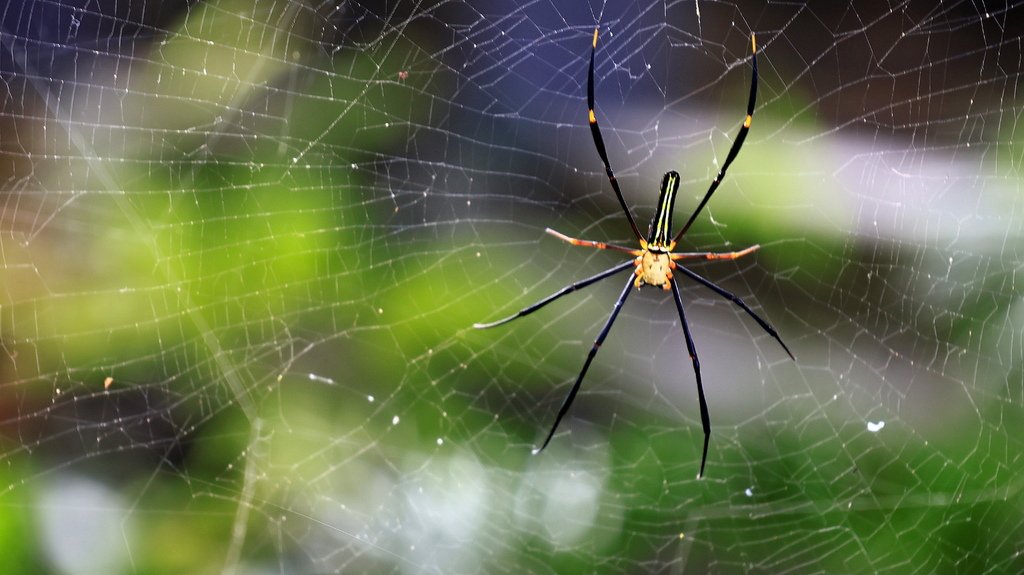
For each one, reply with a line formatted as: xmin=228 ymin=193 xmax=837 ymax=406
xmin=744 ymin=114 xmax=752 ymax=128
xmin=589 ymin=109 xmax=597 ymax=124
xmin=650 ymin=172 xmax=679 ymax=244
xmin=751 ymin=33 xmax=757 ymax=54
xmin=592 ymin=27 xmax=599 ymax=48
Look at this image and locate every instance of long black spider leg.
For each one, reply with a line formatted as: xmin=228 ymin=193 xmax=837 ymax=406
xmin=588 ymin=27 xmax=644 ymax=242
xmin=673 ymin=34 xmax=758 ymax=244
xmin=474 ymin=260 xmax=634 ymax=329
xmin=671 ymin=280 xmax=711 ymax=479
xmin=673 ymin=265 xmax=795 ymax=360
xmin=534 ymin=274 xmax=635 ymax=454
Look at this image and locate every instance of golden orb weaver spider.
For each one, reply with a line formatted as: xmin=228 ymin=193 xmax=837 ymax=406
xmin=475 ymin=29 xmax=793 ymax=478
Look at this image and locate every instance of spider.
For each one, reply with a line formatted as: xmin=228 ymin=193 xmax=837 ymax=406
xmin=475 ymin=29 xmax=793 ymax=478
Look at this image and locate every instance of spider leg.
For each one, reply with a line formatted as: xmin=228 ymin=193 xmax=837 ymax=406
xmin=534 ymin=274 xmax=635 ymax=454
xmin=671 ymin=280 xmax=711 ymax=479
xmin=474 ymin=260 xmax=633 ymax=329
xmin=671 ymin=244 xmax=760 ymax=261
xmin=673 ymin=265 xmax=795 ymax=360
xmin=588 ymin=27 xmax=644 ymax=243
xmin=673 ymin=34 xmax=758 ymax=244
xmin=546 ymin=228 xmax=642 ymax=256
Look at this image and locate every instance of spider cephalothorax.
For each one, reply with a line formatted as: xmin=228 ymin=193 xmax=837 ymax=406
xmin=476 ymin=28 xmax=793 ymax=478
xmin=635 ymin=246 xmax=675 ymax=289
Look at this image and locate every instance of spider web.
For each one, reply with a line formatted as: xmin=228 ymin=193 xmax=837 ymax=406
xmin=1 ymin=0 xmax=1022 ymax=572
